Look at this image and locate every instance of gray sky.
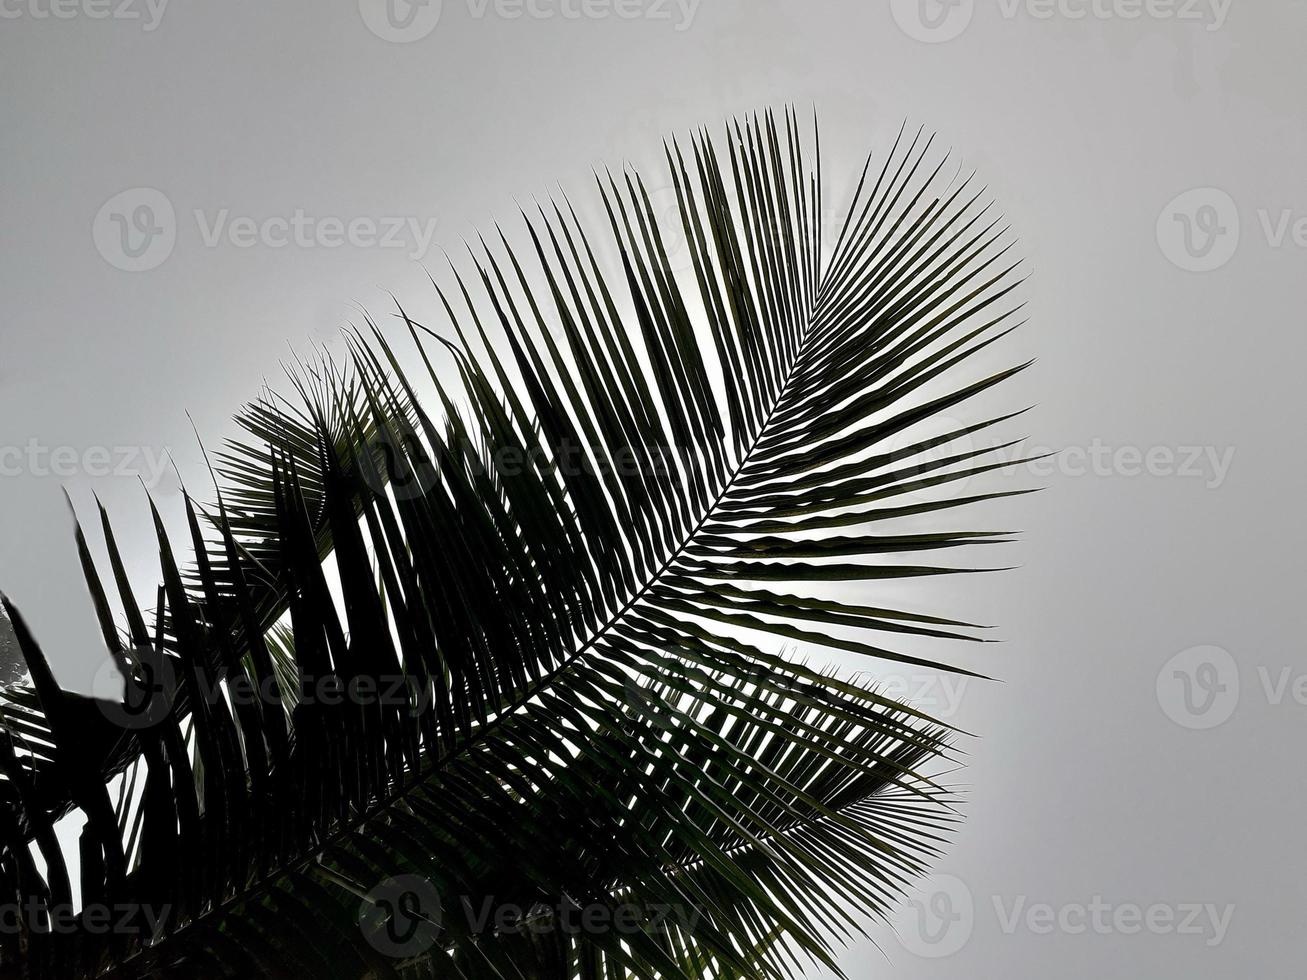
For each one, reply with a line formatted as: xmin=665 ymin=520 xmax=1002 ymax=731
xmin=1 ymin=1 xmax=1303 ymax=977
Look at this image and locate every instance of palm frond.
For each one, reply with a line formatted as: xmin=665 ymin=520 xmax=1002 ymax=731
xmin=0 ymin=107 xmax=1030 ymax=980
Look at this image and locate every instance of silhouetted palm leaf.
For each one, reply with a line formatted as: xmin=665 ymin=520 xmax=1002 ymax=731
xmin=0 ymin=108 xmax=1030 ymax=980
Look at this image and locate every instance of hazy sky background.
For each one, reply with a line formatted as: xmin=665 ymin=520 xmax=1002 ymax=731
xmin=2 ymin=1 xmax=1304 ymax=977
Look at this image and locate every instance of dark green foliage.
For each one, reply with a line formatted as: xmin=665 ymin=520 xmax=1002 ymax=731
xmin=0 ymin=109 xmax=1029 ymax=979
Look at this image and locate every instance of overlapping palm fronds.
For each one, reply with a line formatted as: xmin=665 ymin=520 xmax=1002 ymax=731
xmin=0 ymin=108 xmax=1031 ymax=980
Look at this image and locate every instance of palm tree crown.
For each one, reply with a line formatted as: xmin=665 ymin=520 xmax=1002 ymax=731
xmin=0 ymin=108 xmax=1030 ymax=980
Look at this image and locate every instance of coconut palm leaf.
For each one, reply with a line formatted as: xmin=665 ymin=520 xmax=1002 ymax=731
xmin=0 ymin=107 xmax=1030 ymax=980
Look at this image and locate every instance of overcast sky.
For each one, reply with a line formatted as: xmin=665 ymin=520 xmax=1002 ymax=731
xmin=1 ymin=2 xmax=1303 ymax=977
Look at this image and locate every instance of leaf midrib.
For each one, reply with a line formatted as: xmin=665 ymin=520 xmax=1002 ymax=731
xmin=114 ymin=275 xmax=821 ymax=974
